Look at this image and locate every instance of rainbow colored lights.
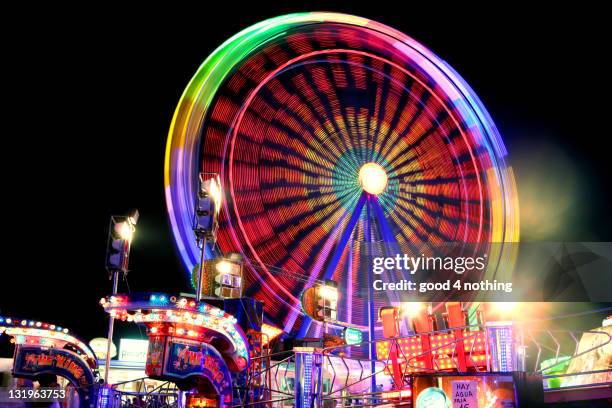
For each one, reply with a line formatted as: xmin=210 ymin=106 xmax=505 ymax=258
xmin=100 ymin=293 xmax=250 ymax=365
xmin=376 ymin=330 xmax=489 ymax=375
xmin=165 ymin=13 xmax=519 ymax=333
xmin=0 ymin=316 xmax=97 ymax=367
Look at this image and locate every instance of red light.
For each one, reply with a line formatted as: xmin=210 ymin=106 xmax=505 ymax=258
xmin=382 ymin=389 xmax=412 ymax=399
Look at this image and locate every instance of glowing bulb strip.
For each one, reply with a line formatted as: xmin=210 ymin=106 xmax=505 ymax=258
xmin=0 ymin=317 xmax=96 ymax=364
xmin=100 ymin=294 xmax=236 ymax=321
xmin=376 ymin=330 xmax=488 ymax=374
xmin=131 ymin=310 xmax=247 ymax=360
xmin=100 ymin=294 xmax=249 ymax=362
xmin=261 ymin=323 xmax=283 ymax=345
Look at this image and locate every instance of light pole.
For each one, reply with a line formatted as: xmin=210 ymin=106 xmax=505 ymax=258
xmin=103 ymin=209 xmax=138 ymax=384
xmin=193 ymin=173 xmax=221 ymax=301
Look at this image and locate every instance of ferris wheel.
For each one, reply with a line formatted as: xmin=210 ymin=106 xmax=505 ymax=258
xmin=165 ymin=13 xmax=519 ymax=336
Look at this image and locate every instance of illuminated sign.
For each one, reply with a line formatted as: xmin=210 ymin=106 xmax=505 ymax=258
xmin=343 ymin=327 xmax=363 ymax=345
xmin=21 ymin=351 xmax=85 ymax=383
xmin=451 ymin=381 xmax=477 ymax=408
xmin=119 ymin=338 xmax=148 ymax=363
xmin=145 ymin=335 xmax=165 ymax=377
xmin=13 ymin=346 xmax=97 ymax=407
xmin=163 ymin=338 xmax=232 ymax=397
xmin=412 ymin=374 xmax=517 ymax=408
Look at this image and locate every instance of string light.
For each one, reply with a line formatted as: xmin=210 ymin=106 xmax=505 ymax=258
xmin=376 ymin=329 xmax=489 ymax=375
xmin=98 ymin=294 xmax=250 ymax=361
xmin=0 ymin=317 xmax=95 ymax=363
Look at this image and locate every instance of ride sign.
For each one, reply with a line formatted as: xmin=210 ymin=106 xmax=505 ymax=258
xmin=451 ymin=380 xmax=478 ymax=408
xmin=163 ymin=337 xmax=232 ymax=397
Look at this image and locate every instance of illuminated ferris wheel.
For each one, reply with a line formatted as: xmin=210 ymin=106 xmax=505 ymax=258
xmin=165 ymin=13 xmax=519 ymax=335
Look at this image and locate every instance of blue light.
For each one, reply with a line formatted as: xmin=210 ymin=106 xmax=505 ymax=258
xmin=97 ymin=386 xmax=113 ymax=408
xmin=150 ymin=294 xmax=168 ymax=303
xmin=302 ymin=353 xmax=313 ymax=408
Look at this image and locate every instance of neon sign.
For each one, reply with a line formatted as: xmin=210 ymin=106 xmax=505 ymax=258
xmin=13 ymin=347 xmax=97 ymax=407
xmin=163 ymin=338 xmax=232 ymax=397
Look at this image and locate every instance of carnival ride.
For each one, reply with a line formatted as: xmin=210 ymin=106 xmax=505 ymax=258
xmin=99 ymin=293 xmax=251 ymax=407
xmin=164 ymin=12 xmax=520 ymax=340
xmin=0 ymin=316 xmax=99 ymax=407
xmin=1 ymin=11 xmax=611 ymax=408
xmin=153 ymin=11 xmax=611 ymax=407
xmin=159 ymin=11 xmax=523 ymax=405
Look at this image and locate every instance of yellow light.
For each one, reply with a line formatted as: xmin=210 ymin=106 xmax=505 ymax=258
xmin=202 ymin=175 xmax=222 ymax=214
xmin=358 ymin=162 xmax=388 ymax=195
xmin=495 ymin=302 xmax=517 ymax=312
xmin=116 ymin=221 xmax=134 ymax=241
xmin=318 ymin=285 xmax=338 ymax=301
xmin=400 ymin=302 xmax=424 ymax=318
xmin=216 ymin=260 xmax=233 ymax=274
xmin=490 ymin=302 xmax=520 ymax=317
xmin=261 ymin=323 xmax=283 ymax=345
xmin=209 ymin=180 xmax=221 ymax=212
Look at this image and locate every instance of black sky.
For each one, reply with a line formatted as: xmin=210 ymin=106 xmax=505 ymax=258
xmin=2 ymin=3 xmax=610 ymax=348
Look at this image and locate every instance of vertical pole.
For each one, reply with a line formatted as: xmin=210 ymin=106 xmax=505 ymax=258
xmin=517 ymin=325 xmax=526 ymax=371
xmin=297 ymin=194 xmax=365 ymax=338
xmin=294 ymin=348 xmax=322 ymax=408
xmin=177 ymin=390 xmax=188 ymax=408
xmin=104 ymin=271 xmax=119 ymax=384
xmin=314 ymin=352 xmax=323 ymax=408
xmin=196 ymin=236 xmax=207 ymax=302
xmin=365 ymin=196 xmax=377 ymax=396
xmin=294 ymin=349 xmax=304 ymax=408
xmin=389 ymin=340 xmax=403 ymax=389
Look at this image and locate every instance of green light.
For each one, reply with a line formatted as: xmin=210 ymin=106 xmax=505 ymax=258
xmin=343 ymin=327 xmax=363 ymax=345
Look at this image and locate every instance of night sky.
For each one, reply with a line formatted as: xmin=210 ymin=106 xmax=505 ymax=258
xmin=2 ymin=3 xmax=610 ymax=352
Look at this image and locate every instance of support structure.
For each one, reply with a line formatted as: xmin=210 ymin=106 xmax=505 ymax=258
xmin=0 ymin=317 xmax=99 ymax=408
xmin=100 ymin=292 xmax=250 ymax=407
xmin=294 ymin=347 xmax=324 ymax=408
